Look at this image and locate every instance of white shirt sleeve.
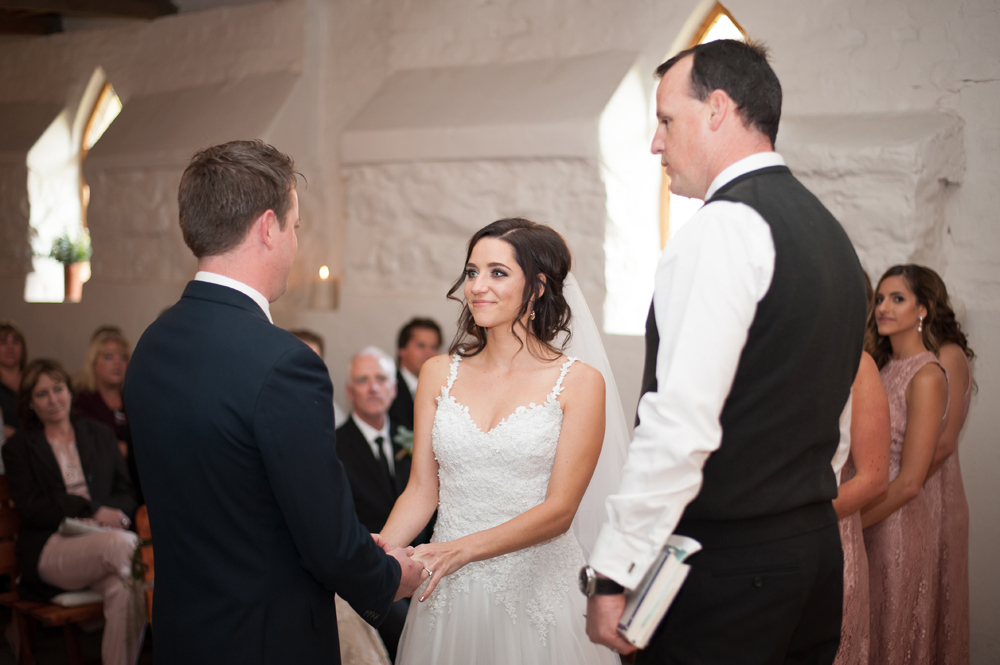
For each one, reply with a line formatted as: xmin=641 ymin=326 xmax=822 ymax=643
xmin=589 ymin=200 xmax=775 ymax=589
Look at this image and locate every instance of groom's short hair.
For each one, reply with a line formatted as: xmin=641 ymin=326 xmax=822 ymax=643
xmin=178 ymin=140 xmax=301 ymax=258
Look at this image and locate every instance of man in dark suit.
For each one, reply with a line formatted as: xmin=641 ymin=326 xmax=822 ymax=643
xmin=336 ymin=345 xmax=418 ymax=661
xmin=124 ymin=140 xmax=425 ymax=664
xmin=387 ymin=318 xmax=441 ymax=431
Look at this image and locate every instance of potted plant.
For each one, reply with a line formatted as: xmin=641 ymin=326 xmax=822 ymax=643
xmin=49 ymin=229 xmax=92 ymax=302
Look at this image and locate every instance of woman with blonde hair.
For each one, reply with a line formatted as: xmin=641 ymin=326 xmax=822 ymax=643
xmin=75 ymin=327 xmax=142 ymax=503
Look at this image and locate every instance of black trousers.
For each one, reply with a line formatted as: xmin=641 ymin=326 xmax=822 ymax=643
xmin=637 ymin=522 xmax=843 ymax=665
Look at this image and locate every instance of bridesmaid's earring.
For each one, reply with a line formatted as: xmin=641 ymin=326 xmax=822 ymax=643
xmin=918 ymin=316 xmax=924 ymax=332
xmin=530 ymin=310 xmax=536 ymax=321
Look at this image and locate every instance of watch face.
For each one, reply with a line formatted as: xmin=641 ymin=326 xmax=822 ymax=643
xmin=578 ymin=566 xmax=594 ymax=596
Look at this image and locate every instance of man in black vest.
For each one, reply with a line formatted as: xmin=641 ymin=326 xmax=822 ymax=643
xmin=124 ymin=140 xmax=426 ymax=664
xmin=584 ymin=41 xmax=866 ymax=663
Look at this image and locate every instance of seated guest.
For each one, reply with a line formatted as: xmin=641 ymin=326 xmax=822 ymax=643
xmin=0 ymin=321 xmax=28 ymax=438
xmin=289 ymin=328 xmax=348 ymax=426
xmin=74 ymin=327 xmax=143 ymax=504
xmin=388 ymin=317 xmax=442 ymax=430
xmin=337 ymin=346 xmax=412 ymax=661
xmin=2 ymin=359 xmax=143 ymax=665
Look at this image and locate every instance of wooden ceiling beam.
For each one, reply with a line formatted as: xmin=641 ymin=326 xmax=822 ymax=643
xmin=0 ymin=10 xmax=60 ymax=33
xmin=0 ymin=0 xmax=176 ymax=20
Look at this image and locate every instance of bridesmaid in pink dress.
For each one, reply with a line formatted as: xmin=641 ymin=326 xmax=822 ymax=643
xmin=922 ymin=270 xmax=974 ymax=664
xmin=862 ymin=265 xmax=950 ymax=665
xmin=831 ymin=350 xmax=890 ymax=665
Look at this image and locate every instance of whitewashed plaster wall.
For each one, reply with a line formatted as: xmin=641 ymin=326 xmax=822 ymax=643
xmin=0 ymin=0 xmax=997 ymax=657
xmin=0 ymin=0 xmax=324 ymax=366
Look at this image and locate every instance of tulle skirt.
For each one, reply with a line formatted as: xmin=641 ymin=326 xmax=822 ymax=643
xmin=396 ymin=574 xmax=619 ymax=665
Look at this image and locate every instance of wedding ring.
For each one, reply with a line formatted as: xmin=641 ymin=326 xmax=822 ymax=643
xmin=612 ymin=648 xmax=618 ymax=654
xmin=120 ymin=518 xmax=128 ymax=527
xmin=423 ymin=568 xmax=434 ymax=576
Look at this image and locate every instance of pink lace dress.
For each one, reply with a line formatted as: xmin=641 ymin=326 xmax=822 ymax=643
xmin=833 ymin=455 xmax=869 ymax=665
xmin=932 ymin=352 xmax=972 ymax=664
xmin=864 ymin=351 xmax=947 ymax=664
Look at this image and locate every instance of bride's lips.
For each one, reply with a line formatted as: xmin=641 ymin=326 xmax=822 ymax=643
xmin=471 ymin=300 xmax=493 ymax=308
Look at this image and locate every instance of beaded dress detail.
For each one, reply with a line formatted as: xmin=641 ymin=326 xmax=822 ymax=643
xmin=864 ymin=351 xmax=948 ymax=665
xmin=934 ymin=352 xmax=972 ymax=664
xmin=396 ymin=355 xmax=619 ymax=665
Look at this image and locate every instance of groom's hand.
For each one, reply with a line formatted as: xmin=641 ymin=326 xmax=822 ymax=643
xmin=389 ymin=546 xmax=428 ymax=601
xmin=586 ymin=594 xmax=636 ymax=656
xmin=372 ymin=533 xmax=392 ymax=553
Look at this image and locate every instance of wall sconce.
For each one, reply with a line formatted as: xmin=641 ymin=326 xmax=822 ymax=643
xmin=310 ymin=265 xmax=339 ymax=310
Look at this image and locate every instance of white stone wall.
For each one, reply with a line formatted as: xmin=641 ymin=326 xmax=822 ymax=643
xmin=0 ymin=0 xmax=997 ymax=658
xmin=343 ymin=159 xmax=607 ymax=307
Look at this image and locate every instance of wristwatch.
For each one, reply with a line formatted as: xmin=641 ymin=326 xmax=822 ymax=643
xmin=578 ymin=566 xmax=625 ymax=597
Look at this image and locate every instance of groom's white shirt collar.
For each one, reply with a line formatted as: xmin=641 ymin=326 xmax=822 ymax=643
xmin=195 ymin=271 xmax=273 ymax=324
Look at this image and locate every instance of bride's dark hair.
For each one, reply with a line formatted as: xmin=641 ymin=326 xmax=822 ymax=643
xmin=447 ymin=218 xmax=572 ymax=359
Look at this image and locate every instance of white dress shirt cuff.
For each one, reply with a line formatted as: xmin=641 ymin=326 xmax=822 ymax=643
xmin=589 ymin=523 xmax=662 ymax=590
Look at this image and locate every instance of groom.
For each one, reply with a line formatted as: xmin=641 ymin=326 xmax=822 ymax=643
xmin=585 ymin=41 xmax=866 ymax=662
xmin=125 ymin=140 xmax=426 ymax=664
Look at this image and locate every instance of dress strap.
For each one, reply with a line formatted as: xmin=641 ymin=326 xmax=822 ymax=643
xmin=441 ymin=354 xmax=462 ymax=397
xmin=547 ymin=357 xmax=578 ymax=402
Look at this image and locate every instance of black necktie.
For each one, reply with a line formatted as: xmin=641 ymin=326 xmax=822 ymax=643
xmin=375 ymin=436 xmax=394 ymax=488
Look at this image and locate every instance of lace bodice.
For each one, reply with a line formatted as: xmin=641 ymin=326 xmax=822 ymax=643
xmin=423 ymin=354 xmax=584 ymax=642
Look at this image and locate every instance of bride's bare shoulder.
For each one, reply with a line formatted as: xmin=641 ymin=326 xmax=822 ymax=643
xmin=417 ymin=353 xmax=457 ymax=388
xmin=560 ymin=358 xmax=605 ymax=397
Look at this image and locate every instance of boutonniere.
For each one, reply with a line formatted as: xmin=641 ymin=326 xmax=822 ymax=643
xmin=393 ymin=426 xmax=414 ymax=460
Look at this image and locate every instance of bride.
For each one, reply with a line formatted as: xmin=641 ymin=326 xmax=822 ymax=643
xmin=380 ymin=218 xmax=623 ymax=664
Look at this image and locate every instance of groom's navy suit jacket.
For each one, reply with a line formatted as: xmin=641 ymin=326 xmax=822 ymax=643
xmin=124 ymin=281 xmax=400 ymax=665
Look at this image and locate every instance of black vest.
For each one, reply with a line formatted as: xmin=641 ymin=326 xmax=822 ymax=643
xmin=640 ymin=165 xmax=866 ymax=544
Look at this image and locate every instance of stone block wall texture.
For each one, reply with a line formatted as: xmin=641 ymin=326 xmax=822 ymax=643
xmin=343 ymin=159 xmax=607 ymax=310
xmin=0 ymin=0 xmax=997 ymax=660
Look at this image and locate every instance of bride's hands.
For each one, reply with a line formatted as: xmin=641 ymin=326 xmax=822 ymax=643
xmin=410 ymin=541 xmax=469 ymax=602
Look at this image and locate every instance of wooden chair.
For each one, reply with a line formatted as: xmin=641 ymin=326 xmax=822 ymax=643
xmin=135 ymin=505 xmax=154 ymax=623
xmin=0 ymin=474 xmax=104 ymax=665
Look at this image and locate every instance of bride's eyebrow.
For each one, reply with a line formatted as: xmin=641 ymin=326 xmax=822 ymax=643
xmin=486 ymin=262 xmax=511 ymax=270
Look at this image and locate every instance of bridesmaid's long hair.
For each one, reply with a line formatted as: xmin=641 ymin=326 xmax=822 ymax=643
xmin=866 ymin=265 xmax=974 ymax=368
xmin=447 ymin=218 xmax=572 ymax=359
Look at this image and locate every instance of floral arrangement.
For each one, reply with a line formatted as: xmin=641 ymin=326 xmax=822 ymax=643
xmin=394 ymin=426 xmax=414 ymax=460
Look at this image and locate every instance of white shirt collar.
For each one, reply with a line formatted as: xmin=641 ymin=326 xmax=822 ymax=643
xmin=705 ymin=152 xmax=786 ymax=201
xmin=351 ymin=412 xmax=390 ymax=445
xmin=194 ymin=271 xmax=273 ymax=324
xmin=399 ymin=365 xmax=419 ymax=396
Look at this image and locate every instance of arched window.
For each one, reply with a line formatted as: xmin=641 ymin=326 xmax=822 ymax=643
xmin=602 ymin=2 xmax=748 ymax=335
xmin=24 ymin=68 xmax=121 ymax=303
xmin=659 ymin=3 xmax=748 ymax=246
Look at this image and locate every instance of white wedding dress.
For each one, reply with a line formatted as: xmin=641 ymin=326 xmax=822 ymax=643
xmin=396 ymin=354 xmax=620 ymax=665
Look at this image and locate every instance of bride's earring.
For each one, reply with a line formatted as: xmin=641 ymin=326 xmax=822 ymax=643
xmin=530 ymin=309 xmax=536 ymax=321
xmin=918 ymin=315 xmax=924 ymax=333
